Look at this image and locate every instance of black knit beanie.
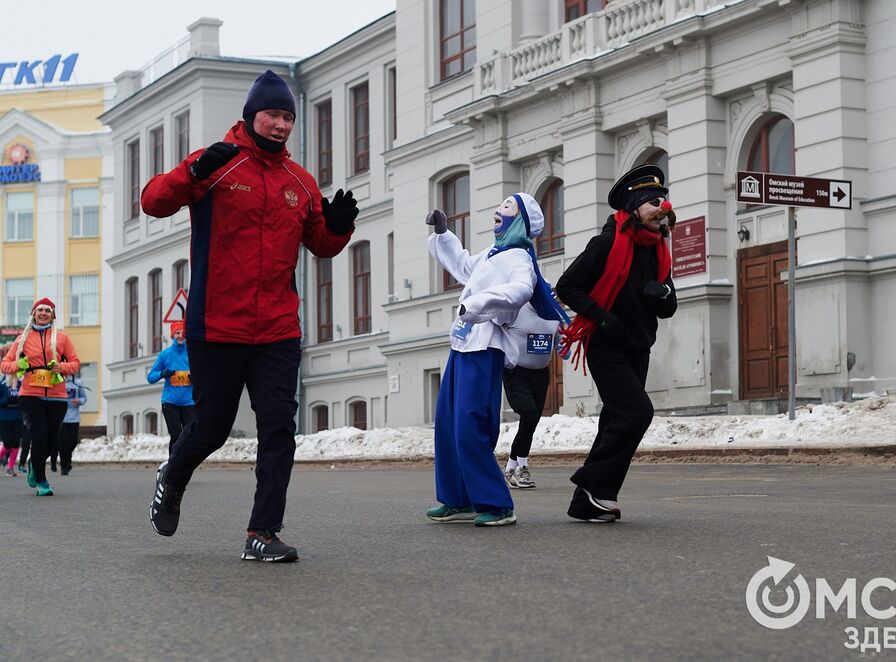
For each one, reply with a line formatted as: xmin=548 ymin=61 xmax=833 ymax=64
xmin=242 ymin=70 xmax=295 ymax=119
xmin=242 ymin=70 xmax=296 ymax=153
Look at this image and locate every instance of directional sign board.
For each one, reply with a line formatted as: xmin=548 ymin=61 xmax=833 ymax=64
xmin=163 ymin=288 xmax=189 ymax=323
xmin=736 ymin=171 xmax=852 ymax=209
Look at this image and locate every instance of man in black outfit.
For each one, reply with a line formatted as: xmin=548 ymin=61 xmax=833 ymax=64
xmin=556 ymin=164 xmax=677 ymax=523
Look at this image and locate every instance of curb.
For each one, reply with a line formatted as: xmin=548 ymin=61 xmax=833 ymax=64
xmin=73 ymin=445 xmax=896 ymax=469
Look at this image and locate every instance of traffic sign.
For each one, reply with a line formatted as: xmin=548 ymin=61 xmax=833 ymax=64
xmin=163 ymin=288 xmax=189 ymax=323
xmin=736 ymin=171 xmax=852 ymax=209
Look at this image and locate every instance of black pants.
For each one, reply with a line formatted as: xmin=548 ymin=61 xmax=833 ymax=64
xmin=502 ymin=366 xmax=550 ymax=460
xmin=161 ymin=404 xmax=196 ymax=456
xmin=166 ymin=339 xmax=301 ymax=532
xmin=19 ymin=427 xmax=31 ymax=466
xmin=58 ymin=422 xmax=80 ymax=472
xmin=0 ymin=418 xmax=23 ymax=449
xmin=570 ymin=344 xmax=653 ymax=501
xmin=18 ymin=398 xmax=68 ymax=484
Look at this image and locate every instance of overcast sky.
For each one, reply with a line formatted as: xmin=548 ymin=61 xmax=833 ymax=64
xmin=2 ymin=0 xmax=396 ymax=86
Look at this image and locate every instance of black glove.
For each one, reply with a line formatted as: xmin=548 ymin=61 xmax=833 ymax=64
xmin=161 ymin=369 xmax=175 ymax=379
xmin=322 ymin=189 xmax=359 ymax=235
xmin=458 ymin=304 xmax=466 ymax=317
xmin=425 ymin=209 xmax=448 ymax=234
xmin=597 ymin=311 xmax=625 ymax=342
xmin=189 ymin=142 xmax=240 ymax=180
xmin=643 ymin=280 xmax=671 ymax=301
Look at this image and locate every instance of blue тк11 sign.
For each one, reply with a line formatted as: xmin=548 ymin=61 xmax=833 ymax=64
xmin=0 ymin=54 xmax=79 ymax=86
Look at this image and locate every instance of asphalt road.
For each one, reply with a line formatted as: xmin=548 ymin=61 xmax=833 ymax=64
xmin=1 ymin=463 xmax=893 ymax=661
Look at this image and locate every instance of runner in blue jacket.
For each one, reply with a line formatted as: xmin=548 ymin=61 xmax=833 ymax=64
xmin=147 ymin=322 xmax=195 ymax=457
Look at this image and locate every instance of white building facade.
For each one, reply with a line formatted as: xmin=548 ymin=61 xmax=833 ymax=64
xmin=103 ymin=1 xmax=896 ymax=436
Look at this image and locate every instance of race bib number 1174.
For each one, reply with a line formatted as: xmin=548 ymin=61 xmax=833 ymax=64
xmin=527 ymin=333 xmax=552 ymax=354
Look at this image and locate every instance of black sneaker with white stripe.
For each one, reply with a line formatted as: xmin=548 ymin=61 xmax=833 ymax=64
xmin=242 ymin=530 xmax=299 ymax=563
xmin=149 ymin=466 xmax=184 ymax=537
xmin=567 ymin=486 xmax=620 ymax=523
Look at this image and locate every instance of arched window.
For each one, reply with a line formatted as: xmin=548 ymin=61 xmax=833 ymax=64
xmin=121 ymin=413 xmax=134 ymax=437
xmin=537 ymin=180 xmax=565 ymax=256
xmin=643 ymin=148 xmax=669 ymax=183
xmin=148 ymin=269 xmax=163 ymax=353
xmin=312 ymin=405 xmax=329 ymax=433
xmin=173 ymin=259 xmax=189 ymax=295
xmin=145 ymin=411 xmax=158 ymax=436
xmin=748 ymin=115 xmax=794 ymax=175
xmin=352 ymin=242 xmax=371 ymax=335
xmin=350 ymin=400 xmax=367 ymax=430
xmin=441 ymin=173 xmax=470 ymax=290
xmin=126 ymin=277 xmax=139 ymax=358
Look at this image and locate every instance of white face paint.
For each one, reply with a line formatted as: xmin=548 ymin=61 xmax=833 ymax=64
xmin=493 ymin=196 xmax=520 ymax=234
xmin=635 ymin=196 xmax=666 ymax=232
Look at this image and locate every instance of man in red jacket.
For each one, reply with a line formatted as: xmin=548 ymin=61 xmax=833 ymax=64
xmin=143 ymin=70 xmax=358 ymax=562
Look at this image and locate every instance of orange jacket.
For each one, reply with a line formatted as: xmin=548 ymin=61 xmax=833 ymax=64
xmin=1 ymin=328 xmax=80 ymax=398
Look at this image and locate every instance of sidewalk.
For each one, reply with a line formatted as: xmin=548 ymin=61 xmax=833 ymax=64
xmin=75 ymin=396 xmax=895 ymax=465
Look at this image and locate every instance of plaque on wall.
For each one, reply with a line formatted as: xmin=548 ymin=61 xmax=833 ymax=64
xmin=671 ymin=216 xmax=707 ymax=278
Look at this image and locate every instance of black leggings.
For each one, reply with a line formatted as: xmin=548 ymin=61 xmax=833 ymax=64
xmin=502 ymin=366 xmax=550 ymax=460
xmin=161 ymin=403 xmax=196 ymax=456
xmin=58 ymin=422 xmax=81 ymax=472
xmin=0 ymin=418 xmax=23 ymax=449
xmin=18 ymin=397 xmax=67 ymax=484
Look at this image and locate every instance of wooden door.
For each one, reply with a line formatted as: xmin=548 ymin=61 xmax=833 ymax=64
xmin=542 ymin=351 xmax=564 ymax=416
xmin=738 ymin=241 xmax=789 ymax=399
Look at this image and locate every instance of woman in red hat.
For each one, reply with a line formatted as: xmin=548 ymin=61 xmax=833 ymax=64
xmin=0 ymin=298 xmax=80 ymax=496
xmin=556 ymin=165 xmax=677 ymax=523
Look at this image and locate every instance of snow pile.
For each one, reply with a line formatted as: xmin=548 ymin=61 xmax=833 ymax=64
xmin=73 ymin=396 xmax=894 ymax=464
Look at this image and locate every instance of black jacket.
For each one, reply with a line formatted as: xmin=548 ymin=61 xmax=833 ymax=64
xmin=556 ymin=216 xmax=677 ymax=353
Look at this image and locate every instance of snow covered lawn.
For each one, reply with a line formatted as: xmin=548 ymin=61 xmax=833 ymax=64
xmin=73 ymin=396 xmax=895 ymax=464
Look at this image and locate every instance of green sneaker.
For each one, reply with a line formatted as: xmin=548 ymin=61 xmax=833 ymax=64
xmin=26 ymin=460 xmax=37 ymax=488
xmin=426 ymin=504 xmax=476 ymax=522
xmin=36 ymin=481 xmax=54 ymax=496
xmin=474 ymin=509 xmax=517 ymax=527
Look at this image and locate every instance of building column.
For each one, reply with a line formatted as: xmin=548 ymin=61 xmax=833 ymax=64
xmin=557 ymin=81 xmax=615 ymax=415
xmin=663 ymin=53 xmax=734 ymax=406
xmin=469 ymin=112 xmax=520 ymax=254
xmin=787 ymin=0 xmax=870 ymax=394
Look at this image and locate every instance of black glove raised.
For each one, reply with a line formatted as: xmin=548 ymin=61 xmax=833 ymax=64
xmin=597 ymin=311 xmax=625 ymax=342
xmin=458 ymin=304 xmax=466 ymax=317
xmin=322 ymin=189 xmax=359 ymax=235
xmin=190 ymin=142 xmax=240 ymax=180
xmin=425 ymin=209 xmax=448 ymax=234
xmin=643 ymin=280 xmax=671 ymax=301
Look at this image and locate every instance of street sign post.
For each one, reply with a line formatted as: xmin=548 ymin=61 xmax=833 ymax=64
xmin=736 ymin=171 xmax=853 ymax=421
xmin=163 ymin=288 xmax=189 ymax=324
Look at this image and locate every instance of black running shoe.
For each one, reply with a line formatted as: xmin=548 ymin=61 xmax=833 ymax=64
xmin=241 ymin=530 xmax=299 ymax=563
xmin=567 ymin=486 xmax=617 ymax=523
xmin=149 ymin=467 xmax=184 ymax=537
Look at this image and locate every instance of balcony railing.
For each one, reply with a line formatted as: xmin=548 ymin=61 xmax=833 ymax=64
xmin=476 ymin=0 xmax=727 ymax=96
xmin=139 ymin=35 xmax=191 ymax=88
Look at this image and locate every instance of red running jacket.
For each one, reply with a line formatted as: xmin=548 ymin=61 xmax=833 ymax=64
xmin=141 ymin=121 xmax=352 ymax=344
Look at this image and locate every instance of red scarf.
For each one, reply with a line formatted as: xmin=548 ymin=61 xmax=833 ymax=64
xmin=559 ymin=207 xmax=672 ymax=374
